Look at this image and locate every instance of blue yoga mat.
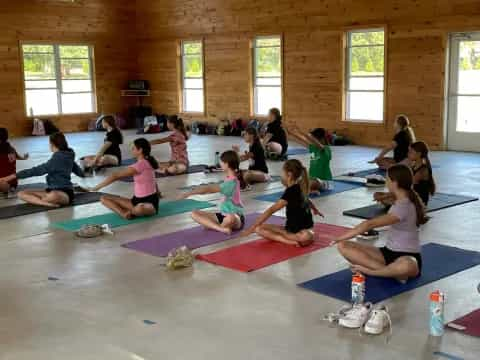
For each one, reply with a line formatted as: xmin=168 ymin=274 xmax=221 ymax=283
xmin=286 ymin=148 xmax=310 ymax=156
xmin=254 ymin=181 xmax=363 ymax=203
xmin=298 ymin=243 xmax=480 ymax=303
xmin=344 ymin=168 xmax=386 ymax=178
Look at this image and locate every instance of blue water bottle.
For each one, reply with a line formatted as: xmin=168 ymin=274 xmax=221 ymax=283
xmin=215 ymin=152 xmax=220 ymax=168
xmin=429 ymin=290 xmax=445 ymax=336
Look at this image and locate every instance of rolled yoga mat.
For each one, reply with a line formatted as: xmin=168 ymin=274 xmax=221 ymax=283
xmin=119 ymin=164 xmax=208 ymax=182
xmin=196 ymin=223 xmax=351 ymax=272
xmin=122 ymin=213 xmax=285 ymax=257
xmin=254 ymin=181 xmax=364 ymax=203
xmin=343 ymin=193 xmax=479 ymax=220
xmin=52 ymin=199 xmax=215 ymax=231
xmin=448 ymin=309 xmax=480 ymax=338
xmin=0 ymin=191 xmax=105 ymax=220
xmin=298 ymin=243 xmax=480 ymax=304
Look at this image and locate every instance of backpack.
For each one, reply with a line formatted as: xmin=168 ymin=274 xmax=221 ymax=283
xmin=32 ymin=118 xmax=46 ymax=136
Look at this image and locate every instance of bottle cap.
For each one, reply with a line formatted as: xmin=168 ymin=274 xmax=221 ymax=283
xmin=430 ymin=291 xmax=441 ymax=302
xmin=352 ymin=273 xmax=365 ymax=283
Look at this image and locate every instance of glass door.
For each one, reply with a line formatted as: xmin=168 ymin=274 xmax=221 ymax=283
xmin=447 ymin=33 xmax=480 ymax=151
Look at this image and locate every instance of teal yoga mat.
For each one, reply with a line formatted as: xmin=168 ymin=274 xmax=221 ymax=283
xmin=52 ymin=199 xmax=215 ymax=231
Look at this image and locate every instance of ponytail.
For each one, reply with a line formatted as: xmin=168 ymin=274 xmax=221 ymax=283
xmin=387 ymin=164 xmax=428 ymax=227
xmin=133 ymin=138 xmax=159 ymax=170
xmin=168 ymin=115 xmax=189 ymax=140
xmin=300 ymin=166 xmax=310 ymax=197
xmin=49 ymin=132 xmax=70 ymax=152
xmin=220 ymin=150 xmax=247 ymax=190
xmin=283 ymin=159 xmax=310 ymax=197
xmin=411 ymin=141 xmax=436 ymax=196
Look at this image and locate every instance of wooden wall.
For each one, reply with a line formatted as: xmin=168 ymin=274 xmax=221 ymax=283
xmin=0 ymin=0 xmax=137 ymax=137
xmin=136 ymin=0 xmax=480 ymax=148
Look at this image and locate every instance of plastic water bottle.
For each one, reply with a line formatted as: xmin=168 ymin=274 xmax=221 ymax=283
xmin=429 ymin=290 xmax=445 ymax=336
xmin=351 ymin=273 xmax=366 ymax=304
xmin=215 ymin=152 xmax=220 ymax=168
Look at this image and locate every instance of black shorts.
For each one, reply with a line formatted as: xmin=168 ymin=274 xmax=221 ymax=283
xmin=216 ymin=213 xmax=245 ymax=228
xmin=131 ymin=193 xmax=160 ymax=213
xmin=380 ymin=247 xmax=423 ymax=274
xmin=46 ymin=188 xmax=74 ymax=204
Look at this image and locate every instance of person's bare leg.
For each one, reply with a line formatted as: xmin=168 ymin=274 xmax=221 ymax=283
xmin=256 ymin=224 xmax=298 ymax=245
xmin=310 ymin=178 xmax=328 ymax=193
xmin=165 ymin=163 xmax=187 ymax=175
xmin=97 ymin=155 xmax=119 ymax=167
xmin=243 ymin=170 xmax=269 ymax=184
xmin=266 ymin=142 xmax=282 ymax=155
xmin=43 ymin=191 xmax=70 ymax=207
xmin=82 ymin=155 xmax=97 ymax=168
xmin=221 ymin=214 xmax=242 ymax=233
xmin=18 ymin=190 xmax=62 ymax=208
xmin=352 ymin=256 xmax=419 ymax=281
xmin=100 ymin=195 xmax=134 ymax=219
xmin=0 ymin=182 xmax=11 ymax=194
xmin=131 ymin=203 xmax=156 ymax=217
xmin=337 ymin=241 xmax=386 ymax=270
xmin=191 ymin=210 xmax=230 ymax=234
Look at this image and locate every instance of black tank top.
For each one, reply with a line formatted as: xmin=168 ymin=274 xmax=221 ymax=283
xmin=413 ymin=165 xmax=430 ymax=205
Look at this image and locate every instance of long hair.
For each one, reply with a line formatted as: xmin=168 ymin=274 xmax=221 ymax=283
xmin=220 ymin=150 xmax=246 ymax=190
xmin=49 ymin=132 xmax=71 ymax=152
xmin=269 ymin=108 xmax=282 ymax=123
xmin=0 ymin=128 xmax=13 ymax=154
xmin=387 ymin=164 xmax=428 ymax=226
xmin=168 ymin=115 xmax=189 ymax=140
xmin=133 ymin=138 xmax=159 ymax=170
xmin=411 ymin=141 xmax=436 ymax=196
xmin=310 ymin=128 xmax=327 ymax=144
xmin=103 ymin=115 xmax=123 ymax=143
xmin=283 ymin=159 xmax=310 ymax=197
xmin=396 ymin=114 xmax=416 ymax=143
xmin=245 ymin=127 xmax=261 ymax=147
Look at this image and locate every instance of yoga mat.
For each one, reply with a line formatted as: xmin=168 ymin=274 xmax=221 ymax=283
xmin=254 ymin=181 xmax=364 ymax=203
xmin=448 ymin=309 xmax=480 ymax=338
xmin=122 ymin=213 xmax=285 ymax=257
xmin=119 ymin=164 xmax=208 ymax=182
xmin=178 ymin=175 xmax=282 ymax=191
xmin=286 ymin=148 xmax=310 ymax=156
xmin=197 ymin=223 xmax=351 ymax=272
xmin=298 ymin=243 xmax=480 ymax=304
xmin=344 ymin=168 xmax=386 ymax=178
xmin=52 ymin=199 xmax=215 ymax=231
xmin=343 ymin=193 xmax=479 ymax=220
xmin=0 ymin=192 xmax=105 ymax=220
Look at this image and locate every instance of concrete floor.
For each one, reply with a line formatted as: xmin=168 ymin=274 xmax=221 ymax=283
xmin=0 ymin=130 xmax=479 ymax=360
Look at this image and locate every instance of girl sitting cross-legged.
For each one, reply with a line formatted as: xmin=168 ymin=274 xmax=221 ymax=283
xmin=178 ymin=150 xmax=246 ymax=235
xmin=331 ymin=164 xmax=428 ymax=282
xmin=241 ymin=159 xmax=323 ymax=247
xmin=87 ymin=138 xmax=160 ymax=220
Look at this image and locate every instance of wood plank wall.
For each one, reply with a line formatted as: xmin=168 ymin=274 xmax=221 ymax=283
xmin=136 ymin=0 xmax=480 ymax=148
xmin=0 ymin=0 xmax=137 ymax=137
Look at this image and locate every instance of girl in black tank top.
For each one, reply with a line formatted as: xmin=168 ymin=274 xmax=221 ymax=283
xmin=409 ymin=141 xmax=435 ymax=205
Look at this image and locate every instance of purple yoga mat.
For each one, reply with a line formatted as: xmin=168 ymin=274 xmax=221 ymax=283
xmin=121 ymin=213 xmax=285 ymax=257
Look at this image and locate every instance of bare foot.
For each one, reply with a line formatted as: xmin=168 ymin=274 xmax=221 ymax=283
xmin=219 ymin=227 xmax=233 ymax=235
xmin=121 ymin=211 xmax=134 ymax=220
xmin=350 ymin=264 xmax=373 ymax=275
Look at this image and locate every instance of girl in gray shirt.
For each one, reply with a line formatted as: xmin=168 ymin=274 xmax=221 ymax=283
xmin=332 ymin=164 xmax=428 ymax=282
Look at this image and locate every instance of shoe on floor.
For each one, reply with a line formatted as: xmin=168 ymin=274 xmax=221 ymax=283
xmin=339 ymin=303 xmax=372 ymax=329
xmin=364 ymin=305 xmax=392 ymax=337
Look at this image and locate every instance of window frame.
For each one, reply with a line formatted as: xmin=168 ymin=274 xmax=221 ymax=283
xmin=252 ymin=35 xmax=283 ymax=117
xmin=20 ymin=42 xmax=96 ymax=117
xmin=179 ymin=39 xmax=205 ymax=114
xmin=343 ymin=28 xmax=387 ymax=123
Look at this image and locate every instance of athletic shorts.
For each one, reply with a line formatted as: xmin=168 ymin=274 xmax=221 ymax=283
xmin=216 ymin=212 xmax=245 ymax=229
xmin=380 ymin=247 xmax=423 ymax=274
xmin=46 ymin=188 xmax=75 ymax=204
xmin=131 ymin=193 xmax=160 ymax=213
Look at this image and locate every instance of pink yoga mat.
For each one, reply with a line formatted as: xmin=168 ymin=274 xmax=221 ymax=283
xmin=196 ymin=223 xmax=351 ymax=272
xmin=448 ymin=309 xmax=480 ymax=337
xmin=122 ymin=213 xmax=284 ymax=257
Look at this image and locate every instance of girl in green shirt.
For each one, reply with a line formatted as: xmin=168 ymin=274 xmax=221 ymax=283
xmin=286 ymin=126 xmax=333 ymax=194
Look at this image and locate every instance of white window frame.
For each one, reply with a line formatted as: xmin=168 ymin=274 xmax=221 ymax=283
xmin=345 ymin=28 xmax=385 ymax=123
xmin=22 ymin=43 xmax=96 ymax=116
xmin=180 ymin=40 xmax=205 ymax=114
xmin=253 ymin=35 xmax=283 ymax=116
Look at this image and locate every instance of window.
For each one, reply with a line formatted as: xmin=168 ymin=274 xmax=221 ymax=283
xmin=345 ymin=29 xmax=385 ymax=122
xmin=181 ymin=40 xmax=204 ymax=113
xmin=22 ymin=44 xmax=95 ymax=116
xmin=253 ymin=36 xmax=282 ymax=116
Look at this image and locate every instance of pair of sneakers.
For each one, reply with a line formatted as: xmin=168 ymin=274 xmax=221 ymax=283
xmin=338 ymin=303 xmax=392 ymax=337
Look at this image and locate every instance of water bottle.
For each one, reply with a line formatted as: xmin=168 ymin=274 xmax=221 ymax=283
xmin=429 ymin=290 xmax=445 ymax=336
xmin=351 ymin=273 xmax=366 ymax=304
xmin=215 ymin=152 xmax=220 ymax=168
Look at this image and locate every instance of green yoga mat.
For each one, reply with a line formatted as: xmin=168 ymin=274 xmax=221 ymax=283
xmin=52 ymin=199 xmax=215 ymax=232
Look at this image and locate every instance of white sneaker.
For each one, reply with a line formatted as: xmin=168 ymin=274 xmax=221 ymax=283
xmin=339 ymin=303 xmax=372 ymax=329
xmin=364 ymin=305 xmax=392 ymax=335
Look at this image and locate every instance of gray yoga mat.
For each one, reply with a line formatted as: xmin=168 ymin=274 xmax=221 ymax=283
xmin=343 ymin=193 xmax=479 ymax=220
xmin=0 ymin=191 xmax=105 ymax=220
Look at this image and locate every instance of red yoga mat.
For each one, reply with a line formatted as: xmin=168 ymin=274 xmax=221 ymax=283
xmin=196 ymin=223 xmax=351 ymax=272
xmin=448 ymin=309 xmax=480 ymax=337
